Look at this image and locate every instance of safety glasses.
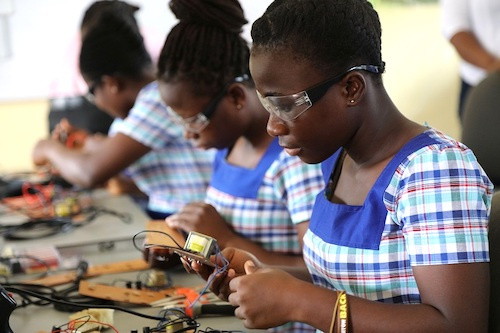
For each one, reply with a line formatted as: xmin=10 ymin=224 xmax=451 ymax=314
xmin=256 ymin=64 xmax=383 ymax=121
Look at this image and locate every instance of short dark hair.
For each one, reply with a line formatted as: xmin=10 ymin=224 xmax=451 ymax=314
xmin=81 ymin=0 xmax=140 ymax=33
xmin=79 ymin=4 xmax=152 ymax=83
xmin=251 ymin=0 xmax=384 ymax=76
xmin=157 ymin=0 xmax=251 ymax=97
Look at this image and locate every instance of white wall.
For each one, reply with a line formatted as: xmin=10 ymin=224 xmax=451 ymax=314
xmin=0 ymin=2 xmax=463 ymax=172
xmin=0 ymin=0 xmax=272 ymax=102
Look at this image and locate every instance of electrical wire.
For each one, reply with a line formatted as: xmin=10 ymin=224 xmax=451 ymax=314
xmin=1 ymin=282 xmax=56 ymax=307
xmin=132 ymin=230 xmax=230 ymax=310
xmin=186 ymin=243 xmax=229 ymax=309
xmin=52 ymin=314 xmax=120 ymax=333
xmin=132 ymin=230 xmax=184 ymax=251
xmin=150 ymin=308 xmax=199 ymax=333
xmin=5 ymin=285 xmax=166 ymax=321
xmin=0 ymin=206 xmax=132 ymax=240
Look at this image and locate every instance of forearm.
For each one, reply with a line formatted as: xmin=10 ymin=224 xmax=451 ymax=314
xmin=34 ymin=134 xmax=150 ymax=188
xmin=300 ymin=263 xmax=489 ymax=332
xmin=44 ymin=145 xmax=106 ymax=187
xmin=287 ymin=285 xmax=483 ymax=333
xmin=451 ymin=31 xmax=500 ymax=72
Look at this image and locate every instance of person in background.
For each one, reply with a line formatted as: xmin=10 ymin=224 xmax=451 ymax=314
xmin=32 ymin=3 xmax=215 ymax=220
xmin=440 ymin=0 xmax=500 ymax=122
xmin=156 ymin=0 xmax=323 ymax=330
xmin=48 ymin=0 xmax=165 ymax=136
xmin=189 ymin=0 xmax=494 ymax=332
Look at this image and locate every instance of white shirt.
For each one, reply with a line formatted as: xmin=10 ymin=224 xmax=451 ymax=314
xmin=441 ymin=0 xmax=500 ymax=85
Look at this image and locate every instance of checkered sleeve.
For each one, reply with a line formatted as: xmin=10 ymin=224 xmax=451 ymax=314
xmin=389 ymin=143 xmax=493 ymax=266
xmin=270 ymin=152 xmax=324 ymax=225
xmin=116 ymin=81 xmax=183 ymax=150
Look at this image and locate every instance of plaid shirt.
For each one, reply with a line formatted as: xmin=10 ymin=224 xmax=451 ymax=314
xmin=304 ymin=128 xmax=493 ymax=303
xmin=109 ymin=81 xmax=215 ymax=214
xmin=206 ymin=138 xmax=324 ymax=255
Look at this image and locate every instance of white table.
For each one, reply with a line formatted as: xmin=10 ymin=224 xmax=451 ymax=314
xmin=7 ymin=239 xmax=267 ymax=333
xmin=1 ymin=189 xmax=150 ymax=250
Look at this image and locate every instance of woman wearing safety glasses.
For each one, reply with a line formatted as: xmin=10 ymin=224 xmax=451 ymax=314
xmin=189 ymin=0 xmax=494 ymax=332
xmin=156 ymin=2 xmax=323 ymax=330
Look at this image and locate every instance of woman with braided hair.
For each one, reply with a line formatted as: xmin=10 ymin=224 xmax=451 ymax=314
xmin=159 ymin=0 xmax=323 ymax=267
xmin=189 ymin=0 xmax=494 ymax=332
xmin=157 ymin=2 xmax=323 ymax=330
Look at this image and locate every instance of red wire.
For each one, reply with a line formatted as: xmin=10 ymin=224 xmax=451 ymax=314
xmin=69 ymin=319 xmax=120 ymax=333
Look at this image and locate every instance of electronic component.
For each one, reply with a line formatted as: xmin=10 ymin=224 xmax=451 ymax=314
xmin=185 ymin=232 xmax=216 ymax=258
xmin=173 ymin=232 xmax=217 ymax=267
xmin=0 ymin=283 xmax=17 ymax=333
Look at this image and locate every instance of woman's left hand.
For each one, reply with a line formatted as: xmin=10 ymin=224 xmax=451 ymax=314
xmin=166 ymin=202 xmax=233 ymax=240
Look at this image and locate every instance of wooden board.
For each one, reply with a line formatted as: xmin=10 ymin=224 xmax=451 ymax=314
xmin=23 ymin=258 xmax=150 ymax=286
xmin=144 ymin=220 xmax=185 ymax=248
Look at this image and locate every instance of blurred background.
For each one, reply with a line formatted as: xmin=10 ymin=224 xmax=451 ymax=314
xmin=0 ymin=0 xmax=459 ymax=172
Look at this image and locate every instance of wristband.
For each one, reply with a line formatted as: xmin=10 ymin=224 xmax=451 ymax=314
xmin=329 ymin=290 xmax=348 ymax=333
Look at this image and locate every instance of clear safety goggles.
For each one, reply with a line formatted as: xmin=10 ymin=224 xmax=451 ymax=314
xmin=171 ymin=74 xmax=250 ymax=134
xmin=256 ymin=64 xmax=383 ymax=122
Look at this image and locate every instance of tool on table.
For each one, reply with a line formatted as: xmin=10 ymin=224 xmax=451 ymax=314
xmin=152 ymin=286 xmax=236 ymax=318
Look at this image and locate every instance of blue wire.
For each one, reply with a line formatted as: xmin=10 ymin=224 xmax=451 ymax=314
xmin=186 ymin=244 xmax=229 ymax=310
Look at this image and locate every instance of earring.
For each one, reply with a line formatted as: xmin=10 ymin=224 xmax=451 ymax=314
xmin=236 ymin=104 xmax=242 ymax=110
xmin=350 ymin=99 xmax=355 ymax=104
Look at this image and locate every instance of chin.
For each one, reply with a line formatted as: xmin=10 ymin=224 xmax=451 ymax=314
xmin=295 ymin=154 xmax=322 ymax=165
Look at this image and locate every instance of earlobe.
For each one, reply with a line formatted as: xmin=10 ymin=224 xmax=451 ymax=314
xmin=228 ymin=84 xmax=246 ymax=110
xmin=101 ymin=74 xmax=121 ymax=94
xmin=345 ymin=73 xmax=365 ymax=106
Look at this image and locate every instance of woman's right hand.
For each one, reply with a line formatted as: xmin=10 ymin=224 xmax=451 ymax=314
xmin=189 ymin=247 xmax=261 ymax=301
xmin=51 ymin=118 xmax=88 ymax=148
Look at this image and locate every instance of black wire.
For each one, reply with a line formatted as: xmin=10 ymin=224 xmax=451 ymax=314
xmin=51 ymin=283 xmax=113 ymax=313
xmin=0 ymin=206 xmax=132 ymax=241
xmin=1 ymin=218 xmax=75 ymax=240
xmin=1 ymin=282 xmax=56 ymax=307
xmin=151 ymin=308 xmax=199 ymax=333
xmin=5 ymin=285 xmax=166 ymax=321
xmin=132 ymin=230 xmax=184 ymax=252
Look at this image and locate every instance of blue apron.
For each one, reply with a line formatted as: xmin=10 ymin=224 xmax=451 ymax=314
xmin=209 ymin=138 xmax=282 ymax=198
xmin=310 ymin=132 xmax=439 ymax=250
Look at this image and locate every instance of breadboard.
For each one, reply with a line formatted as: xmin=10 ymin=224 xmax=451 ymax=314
xmin=23 ymin=258 xmax=150 ymax=286
xmin=78 ymin=280 xmax=179 ymax=304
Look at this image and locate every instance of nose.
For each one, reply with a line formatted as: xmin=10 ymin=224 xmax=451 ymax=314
xmin=266 ymin=113 xmax=288 ymax=137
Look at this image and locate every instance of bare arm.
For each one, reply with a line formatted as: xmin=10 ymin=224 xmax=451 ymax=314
xmin=450 ymin=31 xmax=500 ymax=72
xmin=32 ymin=133 xmax=151 ymax=188
xmin=229 ymin=262 xmax=489 ymax=333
